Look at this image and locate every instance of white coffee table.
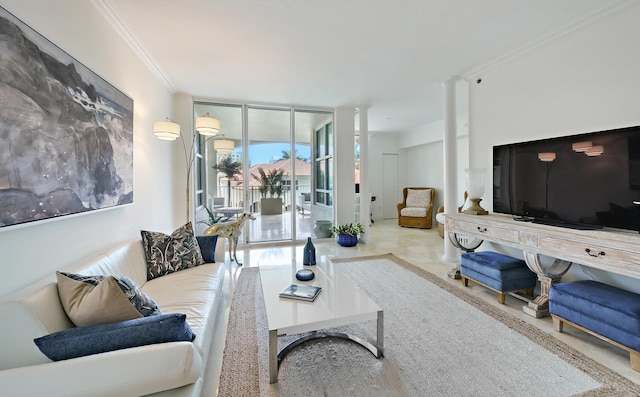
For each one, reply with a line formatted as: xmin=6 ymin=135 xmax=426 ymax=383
xmin=259 ymin=261 xmax=384 ymax=383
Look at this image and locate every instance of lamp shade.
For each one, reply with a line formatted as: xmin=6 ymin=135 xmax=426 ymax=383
xmin=465 ymin=168 xmax=486 ymax=199
xmin=152 ymin=118 xmax=180 ymax=141
xmin=572 ymin=141 xmax=592 ymax=152
xmin=195 ymin=113 xmax=221 ymax=135
xmin=214 ymin=139 xmax=234 ymax=153
xmin=585 ymin=145 xmax=604 ymax=156
xmin=538 ymin=152 xmax=556 ymax=162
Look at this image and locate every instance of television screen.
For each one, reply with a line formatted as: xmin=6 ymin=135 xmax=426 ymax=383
xmin=493 ymin=125 xmax=640 ymax=232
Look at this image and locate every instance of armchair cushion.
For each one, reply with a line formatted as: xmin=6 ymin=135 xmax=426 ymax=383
xmin=405 ymin=188 xmax=431 ymax=208
xmin=400 ymin=207 xmax=427 ymax=217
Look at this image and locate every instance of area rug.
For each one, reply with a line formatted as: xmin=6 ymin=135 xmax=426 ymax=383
xmin=217 ymin=254 xmax=640 ymax=396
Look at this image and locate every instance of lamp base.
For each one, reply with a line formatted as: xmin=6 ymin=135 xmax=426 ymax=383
xmin=462 ymin=198 xmax=488 ymax=215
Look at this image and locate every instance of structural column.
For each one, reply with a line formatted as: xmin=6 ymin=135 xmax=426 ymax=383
xmin=442 ymin=77 xmax=459 ymax=266
xmin=334 ymin=107 xmax=357 ymax=226
xmin=358 ymin=107 xmax=371 ymax=242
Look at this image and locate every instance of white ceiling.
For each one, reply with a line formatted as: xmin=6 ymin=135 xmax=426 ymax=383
xmin=103 ymin=0 xmax=627 ymax=134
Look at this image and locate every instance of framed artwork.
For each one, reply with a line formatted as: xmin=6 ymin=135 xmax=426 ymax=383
xmin=0 ymin=6 xmax=134 ymax=229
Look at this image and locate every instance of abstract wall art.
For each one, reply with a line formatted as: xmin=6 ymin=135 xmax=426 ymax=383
xmin=0 ymin=6 xmax=134 ymax=229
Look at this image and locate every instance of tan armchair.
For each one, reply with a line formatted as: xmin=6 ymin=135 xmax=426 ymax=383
xmin=397 ymin=187 xmax=435 ymax=229
xmin=437 ymin=191 xmax=468 ymax=237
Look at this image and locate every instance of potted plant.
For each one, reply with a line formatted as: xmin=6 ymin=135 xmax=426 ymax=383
xmin=253 ymin=167 xmax=286 ymax=215
xmin=213 ymin=157 xmax=242 ymax=206
xmin=330 ymin=222 xmax=364 ymax=247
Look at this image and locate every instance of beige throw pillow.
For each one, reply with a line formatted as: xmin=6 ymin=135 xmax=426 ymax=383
xmin=56 ymin=272 xmax=143 ymax=327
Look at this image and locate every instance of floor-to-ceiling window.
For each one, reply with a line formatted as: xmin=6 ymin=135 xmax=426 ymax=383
xmin=192 ymin=102 xmax=243 ymax=241
xmin=296 ymin=110 xmax=333 ymax=239
xmin=246 ymin=107 xmax=292 ymax=242
xmin=194 ymin=101 xmax=333 ymax=244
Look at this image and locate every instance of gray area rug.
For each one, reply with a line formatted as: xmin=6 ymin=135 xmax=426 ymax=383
xmin=217 ymin=254 xmax=640 ymax=396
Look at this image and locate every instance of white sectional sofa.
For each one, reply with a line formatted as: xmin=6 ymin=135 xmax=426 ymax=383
xmin=0 ymin=238 xmax=226 ymax=397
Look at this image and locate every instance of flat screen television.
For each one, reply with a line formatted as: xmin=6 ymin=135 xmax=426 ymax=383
xmin=493 ymin=125 xmax=640 ymax=233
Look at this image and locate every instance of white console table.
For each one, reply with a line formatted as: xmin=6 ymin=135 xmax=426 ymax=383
xmin=445 ymin=213 xmax=640 ymax=318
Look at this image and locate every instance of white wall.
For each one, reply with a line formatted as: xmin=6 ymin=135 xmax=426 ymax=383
xmin=0 ymin=0 xmax=176 ymax=297
xmin=468 ymin=2 xmax=640 ymax=291
xmin=470 ymin=3 xmax=640 ymax=192
xmin=395 ymin=113 xmax=470 ymax=218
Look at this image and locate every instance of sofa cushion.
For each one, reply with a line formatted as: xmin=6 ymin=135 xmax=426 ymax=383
xmin=142 ymin=263 xmax=222 ymax=355
xmin=56 ymin=272 xmax=161 ymax=327
xmin=0 ymin=302 xmax=51 ymax=370
xmin=406 ymin=188 xmax=431 ymax=208
xmin=141 ymin=222 xmax=205 ymax=280
xmin=34 ymin=313 xmax=195 ymax=361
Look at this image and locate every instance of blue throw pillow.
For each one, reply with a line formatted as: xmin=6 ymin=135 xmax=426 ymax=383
xmin=196 ymin=235 xmax=218 ymax=263
xmin=34 ymin=313 xmax=195 ymax=361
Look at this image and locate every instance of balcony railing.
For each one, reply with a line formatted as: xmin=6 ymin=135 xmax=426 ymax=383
xmin=209 ymin=184 xmax=311 ymax=213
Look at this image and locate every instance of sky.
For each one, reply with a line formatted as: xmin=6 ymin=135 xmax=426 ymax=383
xmin=234 ymin=143 xmax=311 ymax=165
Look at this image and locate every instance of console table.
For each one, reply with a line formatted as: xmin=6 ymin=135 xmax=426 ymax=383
xmin=445 ymin=213 xmax=640 ymax=318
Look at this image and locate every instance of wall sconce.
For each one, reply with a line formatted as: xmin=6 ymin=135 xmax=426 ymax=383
xmin=585 ymin=145 xmax=604 ymax=156
xmin=195 ymin=112 xmax=221 ymax=135
xmin=214 ymin=139 xmax=234 ymax=153
xmin=538 ymin=152 xmax=556 ymax=162
xmin=572 ymin=141 xmax=592 ymax=152
xmin=152 ymin=117 xmax=180 ymax=141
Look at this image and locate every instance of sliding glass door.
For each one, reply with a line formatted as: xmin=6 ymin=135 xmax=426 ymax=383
xmin=246 ymin=107 xmax=292 ymax=242
xmin=194 ymin=101 xmax=333 ymax=244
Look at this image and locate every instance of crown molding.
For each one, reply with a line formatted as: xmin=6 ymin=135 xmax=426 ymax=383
xmin=461 ymin=0 xmax=637 ymax=80
xmin=92 ymin=0 xmax=175 ymax=91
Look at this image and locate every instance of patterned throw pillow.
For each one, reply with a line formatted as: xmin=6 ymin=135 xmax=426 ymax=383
xmin=56 ymin=272 xmax=162 ymax=327
xmin=406 ymin=189 xmax=431 ymax=208
xmin=141 ymin=222 xmax=205 ymax=281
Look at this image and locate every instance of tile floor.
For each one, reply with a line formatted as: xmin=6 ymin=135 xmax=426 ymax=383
xmin=204 ymin=219 xmax=640 ymax=396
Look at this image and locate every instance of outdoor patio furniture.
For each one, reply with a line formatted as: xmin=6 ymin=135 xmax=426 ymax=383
xmin=297 ymin=192 xmax=311 ymax=214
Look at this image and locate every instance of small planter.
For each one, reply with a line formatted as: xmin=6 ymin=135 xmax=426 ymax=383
xmin=331 ymin=223 xmax=364 ymax=247
xmin=313 ymin=220 xmax=333 ymax=238
xmin=260 ymin=198 xmax=283 ymax=215
xmin=336 ymin=234 xmax=358 ymax=247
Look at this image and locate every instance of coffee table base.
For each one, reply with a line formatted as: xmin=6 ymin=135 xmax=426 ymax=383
xmin=269 ymin=311 xmax=384 ymax=383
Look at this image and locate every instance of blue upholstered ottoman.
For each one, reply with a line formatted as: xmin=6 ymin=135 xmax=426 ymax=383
xmin=460 ymin=251 xmax=536 ymax=304
xmin=550 ymin=280 xmax=640 ymax=371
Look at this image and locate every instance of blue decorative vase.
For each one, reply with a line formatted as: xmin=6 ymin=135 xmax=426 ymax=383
xmin=337 ymin=234 xmax=358 ymax=247
xmin=303 ymin=237 xmax=316 ymax=265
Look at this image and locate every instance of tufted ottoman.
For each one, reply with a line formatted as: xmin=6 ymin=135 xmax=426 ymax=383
xmin=460 ymin=251 xmax=536 ymax=304
xmin=550 ymin=280 xmax=640 ymax=371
